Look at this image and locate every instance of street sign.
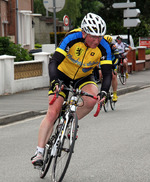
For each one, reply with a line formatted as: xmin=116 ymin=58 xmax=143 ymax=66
xmin=124 ymin=18 xmax=141 ymax=27
xmin=124 ymin=9 xmax=140 ymax=18
xmin=63 ymin=26 xmax=69 ymax=31
xmin=63 ymin=15 xmax=69 ymax=26
xmin=139 ymin=37 xmax=150 ymax=48
xmin=43 ymin=0 xmax=65 ymax=12
xmin=112 ymin=2 xmax=136 ymax=8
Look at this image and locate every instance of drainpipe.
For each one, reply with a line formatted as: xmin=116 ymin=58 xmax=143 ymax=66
xmin=16 ymin=0 xmax=19 ymax=44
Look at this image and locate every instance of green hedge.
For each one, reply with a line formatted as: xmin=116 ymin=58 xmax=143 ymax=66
xmin=35 ymin=43 xmax=42 ymax=48
xmin=50 ymin=32 xmax=66 ymax=45
xmin=0 ymin=37 xmax=32 ymax=62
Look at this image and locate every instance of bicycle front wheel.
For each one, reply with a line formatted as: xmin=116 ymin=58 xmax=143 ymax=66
xmin=40 ymin=116 xmax=60 ymax=178
xmin=51 ymin=112 xmax=78 ymax=182
xmin=119 ymin=66 xmax=126 ymax=85
xmin=103 ymin=95 xmax=109 ymax=112
xmin=39 ymin=142 xmax=53 ymax=178
xmin=110 ymin=93 xmax=115 ymax=110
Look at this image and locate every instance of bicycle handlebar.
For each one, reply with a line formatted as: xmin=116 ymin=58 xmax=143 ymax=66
xmin=49 ymin=83 xmax=102 ymax=117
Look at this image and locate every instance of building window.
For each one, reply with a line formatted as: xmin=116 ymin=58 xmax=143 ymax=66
xmin=2 ymin=21 xmax=8 ymax=37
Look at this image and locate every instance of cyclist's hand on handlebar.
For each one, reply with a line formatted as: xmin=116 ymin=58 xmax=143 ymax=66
xmin=50 ymin=79 xmax=64 ymax=93
xmin=51 ymin=79 xmax=59 ymax=92
xmin=97 ymin=91 xmax=107 ymax=104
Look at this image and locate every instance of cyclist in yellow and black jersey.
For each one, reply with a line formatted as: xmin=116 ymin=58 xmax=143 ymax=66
xmin=49 ymin=28 xmax=112 ymax=98
xmin=31 ymin=13 xmax=112 ymax=167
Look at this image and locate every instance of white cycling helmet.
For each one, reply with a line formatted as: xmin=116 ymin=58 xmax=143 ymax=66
xmin=81 ymin=13 xmax=106 ymax=36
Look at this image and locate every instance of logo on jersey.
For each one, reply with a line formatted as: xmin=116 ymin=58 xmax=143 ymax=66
xmin=75 ymin=47 xmax=84 ymax=57
xmin=90 ymin=52 xmax=95 ymax=56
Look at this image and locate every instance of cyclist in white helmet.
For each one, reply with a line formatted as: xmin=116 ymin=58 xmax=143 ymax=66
xmin=115 ymin=35 xmax=132 ymax=78
xmin=31 ymin=13 xmax=112 ymax=168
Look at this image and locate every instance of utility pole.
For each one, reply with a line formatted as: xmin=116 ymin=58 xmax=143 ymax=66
xmin=16 ymin=0 xmax=19 ymax=44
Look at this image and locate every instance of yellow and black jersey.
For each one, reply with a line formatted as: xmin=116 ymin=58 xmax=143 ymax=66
xmin=49 ymin=28 xmax=112 ymax=81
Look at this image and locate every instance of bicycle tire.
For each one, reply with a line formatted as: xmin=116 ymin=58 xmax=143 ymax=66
xmin=110 ymin=93 xmax=115 ymax=110
xmin=103 ymin=95 xmax=109 ymax=112
xmin=119 ymin=66 xmax=126 ymax=85
xmin=39 ymin=143 xmax=53 ymax=178
xmin=51 ymin=112 xmax=78 ymax=182
xmin=39 ymin=116 xmax=61 ymax=179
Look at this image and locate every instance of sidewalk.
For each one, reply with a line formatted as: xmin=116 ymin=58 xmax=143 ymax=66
xmin=0 ymin=70 xmax=150 ymax=125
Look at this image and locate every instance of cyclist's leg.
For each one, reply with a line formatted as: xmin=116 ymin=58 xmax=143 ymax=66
xmin=74 ymin=75 xmax=98 ymax=120
xmin=123 ymin=58 xmax=128 ymax=77
xmin=112 ymin=69 xmax=118 ymax=101
xmin=77 ymin=83 xmax=98 ymax=119
xmin=31 ymin=95 xmax=64 ymax=166
xmin=38 ymin=95 xmax=64 ymax=148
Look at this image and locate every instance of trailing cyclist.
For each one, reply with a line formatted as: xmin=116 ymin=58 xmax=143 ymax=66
xmin=115 ymin=35 xmax=132 ymax=79
xmin=31 ymin=13 xmax=112 ymax=168
xmin=99 ymin=35 xmax=119 ymax=102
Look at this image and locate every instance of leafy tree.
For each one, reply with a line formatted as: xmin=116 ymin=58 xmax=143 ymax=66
xmin=75 ymin=0 xmax=104 ymax=27
xmin=34 ymin=0 xmax=47 ymax=16
xmin=98 ymin=0 xmax=149 ymax=46
xmin=33 ymin=0 xmax=150 ymax=46
xmin=56 ymin=0 xmax=81 ymax=28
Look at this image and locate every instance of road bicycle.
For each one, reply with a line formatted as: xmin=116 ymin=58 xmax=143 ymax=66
xmin=118 ymin=58 xmax=127 ymax=85
xmin=103 ymin=89 xmax=115 ymax=112
xmin=39 ymin=80 xmax=101 ymax=182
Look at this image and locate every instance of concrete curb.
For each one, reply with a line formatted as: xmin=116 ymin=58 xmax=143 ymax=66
xmin=117 ymin=85 xmax=140 ymax=96
xmin=1 ymin=84 xmax=150 ymax=126
xmin=0 ymin=110 xmax=47 ymax=126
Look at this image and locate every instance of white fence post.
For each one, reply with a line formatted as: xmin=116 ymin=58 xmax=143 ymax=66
xmin=0 ymin=53 xmax=50 ymax=95
xmin=0 ymin=55 xmax=15 ymax=95
xmin=42 ymin=44 xmax=55 ymax=55
xmin=0 ymin=57 xmax=5 ymax=95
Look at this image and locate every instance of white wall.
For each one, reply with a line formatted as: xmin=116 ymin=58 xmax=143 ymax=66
xmin=0 ymin=52 xmax=50 ymax=95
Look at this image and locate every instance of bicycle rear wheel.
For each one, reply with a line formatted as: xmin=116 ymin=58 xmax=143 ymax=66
xmin=39 ymin=117 xmax=60 ymax=178
xmin=51 ymin=112 xmax=78 ymax=182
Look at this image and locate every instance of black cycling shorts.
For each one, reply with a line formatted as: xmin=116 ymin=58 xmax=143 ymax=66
xmin=48 ymin=70 xmax=97 ymax=100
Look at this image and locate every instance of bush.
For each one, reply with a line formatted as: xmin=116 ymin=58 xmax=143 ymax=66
xmin=146 ymin=49 xmax=150 ymax=55
xmin=50 ymin=32 xmax=66 ymax=45
xmin=0 ymin=37 xmax=32 ymax=62
xmin=35 ymin=43 xmax=42 ymax=48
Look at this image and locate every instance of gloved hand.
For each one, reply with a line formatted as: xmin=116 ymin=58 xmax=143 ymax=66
xmin=97 ymin=91 xmax=107 ymax=100
xmin=50 ymin=79 xmax=59 ymax=92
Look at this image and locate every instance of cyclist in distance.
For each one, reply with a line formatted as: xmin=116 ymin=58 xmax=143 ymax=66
xmin=115 ymin=35 xmax=132 ymax=79
xmin=31 ymin=13 xmax=112 ymax=167
xmin=99 ymin=35 xmax=119 ymax=102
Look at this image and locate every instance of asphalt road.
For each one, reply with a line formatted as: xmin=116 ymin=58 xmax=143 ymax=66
xmin=0 ymin=87 xmax=150 ymax=182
